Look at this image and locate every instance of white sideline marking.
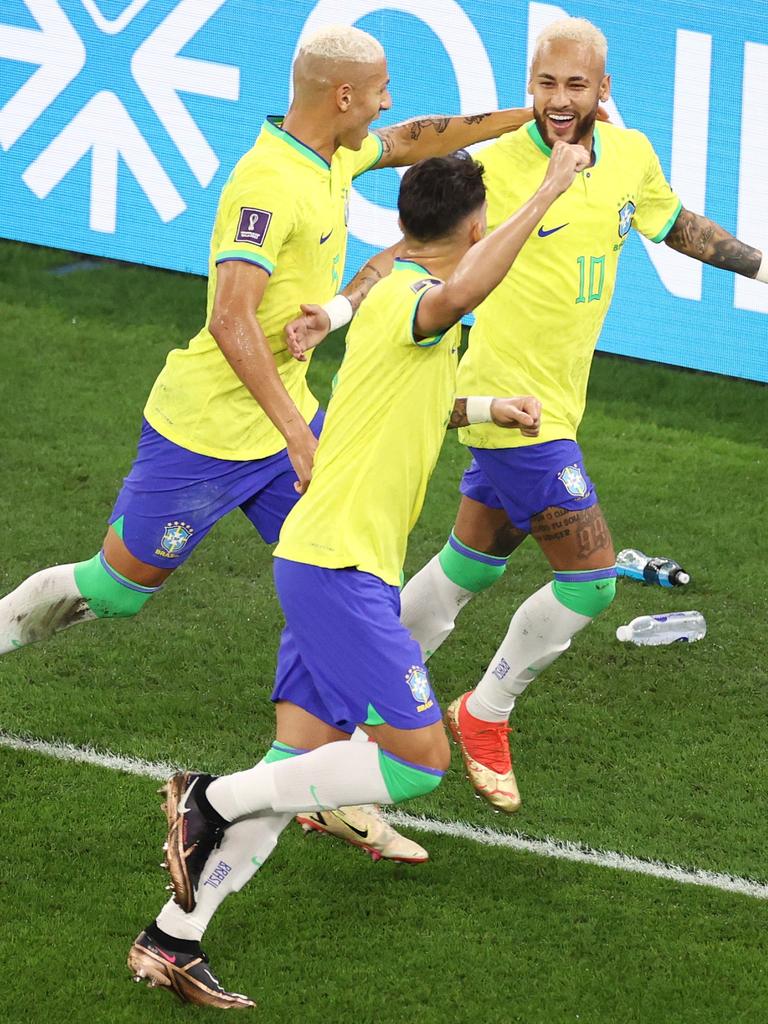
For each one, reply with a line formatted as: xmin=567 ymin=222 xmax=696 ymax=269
xmin=3 ymin=730 xmax=767 ymax=902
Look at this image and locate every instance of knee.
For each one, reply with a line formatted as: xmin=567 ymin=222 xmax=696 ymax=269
xmin=429 ymin=729 xmax=452 ymax=774
xmin=438 ymin=533 xmax=509 ymax=594
xmin=378 ymin=747 xmax=446 ymax=803
xmin=73 ymin=552 xmax=161 ymax=619
xmin=552 ymin=571 xmax=617 ymax=618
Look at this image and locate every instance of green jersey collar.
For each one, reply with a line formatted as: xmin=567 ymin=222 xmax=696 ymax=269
xmin=394 ymin=257 xmax=434 ymax=275
xmin=265 ymin=115 xmax=330 ymax=171
xmin=526 ymin=119 xmax=602 ymax=165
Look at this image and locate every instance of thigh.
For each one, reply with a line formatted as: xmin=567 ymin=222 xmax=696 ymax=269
xmin=453 ymin=495 xmax=529 ymax=558
xmin=271 ymin=623 xmax=353 ymax=735
xmin=531 ymin=502 xmax=615 ymax=570
xmin=275 ymin=701 xmax=350 ymax=749
xmin=109 ymin=419 xmax=268 ymax=569
xmin=362 ymin=720 xmax=450 ymax=773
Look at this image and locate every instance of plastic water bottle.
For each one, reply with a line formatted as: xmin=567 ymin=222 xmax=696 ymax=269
xmin=615 ymin=548 xmax=690 ymax=587
xmin=616 ymin=611 xmax=706 ymax=646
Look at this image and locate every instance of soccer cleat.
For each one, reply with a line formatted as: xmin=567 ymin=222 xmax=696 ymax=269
xmin=128 ymin=930 xmax=255 ymax=1010
xmin=162 ymin=771 xmax=224 ymax=912
xmin=446 ymin=692 xmax=522 ymax=813
xmin=296 ymin=805 xmax=429 ymax=863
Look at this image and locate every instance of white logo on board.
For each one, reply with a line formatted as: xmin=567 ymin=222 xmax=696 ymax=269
xmin=0 ymin=0 xmax=240 ymax=233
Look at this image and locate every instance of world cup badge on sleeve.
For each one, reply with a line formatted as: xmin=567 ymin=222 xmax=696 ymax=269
xmin=404 ymin=665 xmax=434 ymax=713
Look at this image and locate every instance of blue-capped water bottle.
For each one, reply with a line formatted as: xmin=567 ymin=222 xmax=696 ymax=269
xmin=616 ymin=611 xmax=706 ymax=646
xmin=615 ymin=548 xmax=690 ymax=588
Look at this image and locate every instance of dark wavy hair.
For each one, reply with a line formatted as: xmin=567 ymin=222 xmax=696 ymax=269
xmin=397 ymin=150 xmax=486 ymax=242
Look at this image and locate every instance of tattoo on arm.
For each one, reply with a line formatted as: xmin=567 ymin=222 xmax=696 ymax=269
xmin=408 ymin=116 xmax=450 ymax=141
xmin=462 ymin=114 xmax=492 ymax=126
xmin=345 ymin=262 xmax=384 ymax=312
xmin=447 ymin=398 xmax=469 ymax=429
xmin=375 ymin=128 xmax=395 ymax=157
xmin=665 ymin=208 xmax=762 ymax=277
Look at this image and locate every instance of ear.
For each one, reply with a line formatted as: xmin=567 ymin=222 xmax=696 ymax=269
xmin=397 ymin=216 xmax=405 ymax=235
xmin=469 ymin=217 xmax=485 ymax=245
xmin=599 ymin=73 xmax=611 ymax=102
xmin=336 ymin=82 xmax=353 ymax=113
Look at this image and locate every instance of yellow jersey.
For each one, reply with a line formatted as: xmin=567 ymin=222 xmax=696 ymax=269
xmin=144 ymin=119 xmax=383 ymax=460
xmin=458 ymin=120 xmax=681 ymax=449
xmin=275 ymin=260 xmax=461 ymax=586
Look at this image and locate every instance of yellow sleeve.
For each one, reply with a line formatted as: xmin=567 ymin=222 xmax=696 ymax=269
xmin=351 ymin=132 xmax=385 ymax=178
xmin=410 ymin=278 xmax=448 ymax=348
xmin=214 ymin=173 xmax=297 ymax=276
xmin=632 ymin=133 xmax=682 ymax=244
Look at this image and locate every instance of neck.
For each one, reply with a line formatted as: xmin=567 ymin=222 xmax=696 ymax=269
xmin=282 ymin=104 xmax=338 ymax=163
xmin=400 ymin=239 xmax=468 ymax=280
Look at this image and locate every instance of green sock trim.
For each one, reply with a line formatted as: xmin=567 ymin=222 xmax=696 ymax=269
xmin=264 ymin=742 xmax=302 ymax=764
xmin=438 ymin=534 xmax=508 ymax=593
xmin=378 ymin=749 xmax=443 ymax=803
xmin=364 ymin=703 xmax=386 ymax=726
xmin=552 ymin=577 xmax=616 ymax=617
xmin=73 ymin=552 xmax=158 ymax=619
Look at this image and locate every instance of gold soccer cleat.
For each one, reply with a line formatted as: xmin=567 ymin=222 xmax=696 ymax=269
xmin=446 ymin=692 xmax=522 ymax=813
xmin=128 ymin=930 xmax=255 ymax=1010
xmin=296 ymin=805 xmax=428 ymax=863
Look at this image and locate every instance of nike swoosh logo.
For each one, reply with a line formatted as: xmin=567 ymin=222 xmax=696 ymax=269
xmin=176 ymin=777 xmax=197 ymax=815
xmin=319 ymin=229 xmax=333 ymax=244
xmin=333 ymin=811 xmax=369 ymax=840
xmin=538 ymin=223 xmax=569 ymax=237
xmin=157 ymin=949 xmax=176 ymax=964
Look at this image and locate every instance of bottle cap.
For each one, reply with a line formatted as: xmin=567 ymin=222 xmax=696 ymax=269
xmin=616 ymin=625 xmax=632 ymax=642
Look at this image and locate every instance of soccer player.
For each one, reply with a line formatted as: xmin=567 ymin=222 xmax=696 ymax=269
xmin=395 ymin=17 xmax=768 ymax=814
xmin=127 ymin=141 xmax=591 ymax=1009
xmin=0 ymin=26 xmax=536 ymax=858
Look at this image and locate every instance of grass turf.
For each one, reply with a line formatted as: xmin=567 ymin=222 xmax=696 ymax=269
xmin=1 ymin=240 xmax=767 ymax=1021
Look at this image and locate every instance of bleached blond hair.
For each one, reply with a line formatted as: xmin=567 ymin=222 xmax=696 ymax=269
xmin=299 ymin=24 xmax=385 ymax=64
xmin=533 ymin=17 xmax=608 ymax=65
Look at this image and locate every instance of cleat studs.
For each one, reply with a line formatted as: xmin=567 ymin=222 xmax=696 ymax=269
xmin=162 ymin=842 xmax=168 ymax=851
xmin=165 ymin=883 xmax=175 ymax=891
xmin=160 ymin=861 xmax=168 ymax=869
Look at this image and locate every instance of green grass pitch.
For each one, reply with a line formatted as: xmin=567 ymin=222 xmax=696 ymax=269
xmin=1 ymin=239 xmax=767 ymax=1023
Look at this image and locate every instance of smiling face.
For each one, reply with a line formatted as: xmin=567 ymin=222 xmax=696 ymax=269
xmin=528 ymin=39 xmax=610 ymax=149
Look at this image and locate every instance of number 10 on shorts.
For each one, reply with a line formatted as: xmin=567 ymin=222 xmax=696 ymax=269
xmin=576 ymin=255 xmax=605 ymax=303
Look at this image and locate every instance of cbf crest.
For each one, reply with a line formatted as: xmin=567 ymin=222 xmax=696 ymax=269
xmin=156 ymin=520 xmax=194 ymax=558
xmin=404 ymin=665 xmax=434 ymax=713
xmin=557 ymin=465 xmax=589 ymax=499
xmin=618 ymin=200 xmax=636 ymax=238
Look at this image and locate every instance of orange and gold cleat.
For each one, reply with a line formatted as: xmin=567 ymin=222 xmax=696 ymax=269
xmin=446 ymin=692 xmax=521 ymax=813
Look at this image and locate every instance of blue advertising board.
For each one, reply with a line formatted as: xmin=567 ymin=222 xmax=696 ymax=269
xmin=1 ymin=0 xmax=766 ymax=381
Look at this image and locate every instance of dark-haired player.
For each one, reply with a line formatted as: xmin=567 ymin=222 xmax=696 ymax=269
xmin=128 ymin=141 xmax=590 ymax=1008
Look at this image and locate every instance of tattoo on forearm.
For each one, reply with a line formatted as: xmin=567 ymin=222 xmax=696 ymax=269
xmin=665 ymin=209 xmax=762 ymax=277
xmin=448 ymin=398 xmax=468 ymax=429
xmin=407 ymin=116 xmax=450 ymax=141
xmin=462 ymin=113 xmax=492 ymax=126
xmin=346 ymin=263 xmax=383 ymax=310
xmin=375 ymin=128 xmax=395 ymax=156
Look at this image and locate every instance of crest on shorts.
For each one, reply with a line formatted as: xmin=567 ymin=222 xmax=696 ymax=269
xmin=404 ymin=665 xmax=434 ymax=712
xmin=618 ymin=200 xmax=636 ymax=238
xmin=159 ymin=521 xmax=194 ymax=557
xmin=557 ymin=465 xmax=589 ymax=499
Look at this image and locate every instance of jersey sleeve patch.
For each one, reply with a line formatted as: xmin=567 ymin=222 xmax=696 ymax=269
xmin=411 ymin=280 xmax=447 ymax=347
xmin=235 ymin=207 xmax=273 ymax=246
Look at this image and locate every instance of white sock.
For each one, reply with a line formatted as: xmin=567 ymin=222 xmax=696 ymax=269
xmin=467 ymin=582 xmax=592 ymax=722
xmin=206 ymin=741 xmax=392 ymax=820
xmin=155 ymin=811 xmax=292 ymax=940
xmin=0 ymin=564 xmax=95 ymax=655
xmin=400 ymin=555 xmax=475 ymax=660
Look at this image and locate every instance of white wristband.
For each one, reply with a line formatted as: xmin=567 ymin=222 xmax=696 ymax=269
xmin=465 ymin=396 xmax=494 ymax=424
xmin=322 ymin=294 xmax=354 ymax=332
xmin=756 ymin=252 xmax=768 ymax=284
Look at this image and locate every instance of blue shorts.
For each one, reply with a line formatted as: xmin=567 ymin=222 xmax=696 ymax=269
xmin=459 ymin=439 xmax=598 ymax=532
xmin=271 ymin=559 xmax=442 ymax=733
xmin=108 ymin=412 xmax=324 ymax=568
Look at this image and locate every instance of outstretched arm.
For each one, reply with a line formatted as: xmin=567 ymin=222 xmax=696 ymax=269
xmin=374 ymin=110 xmax=531 ymax=168
xmin=664 ymin=208 xmax=764 ymax=279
